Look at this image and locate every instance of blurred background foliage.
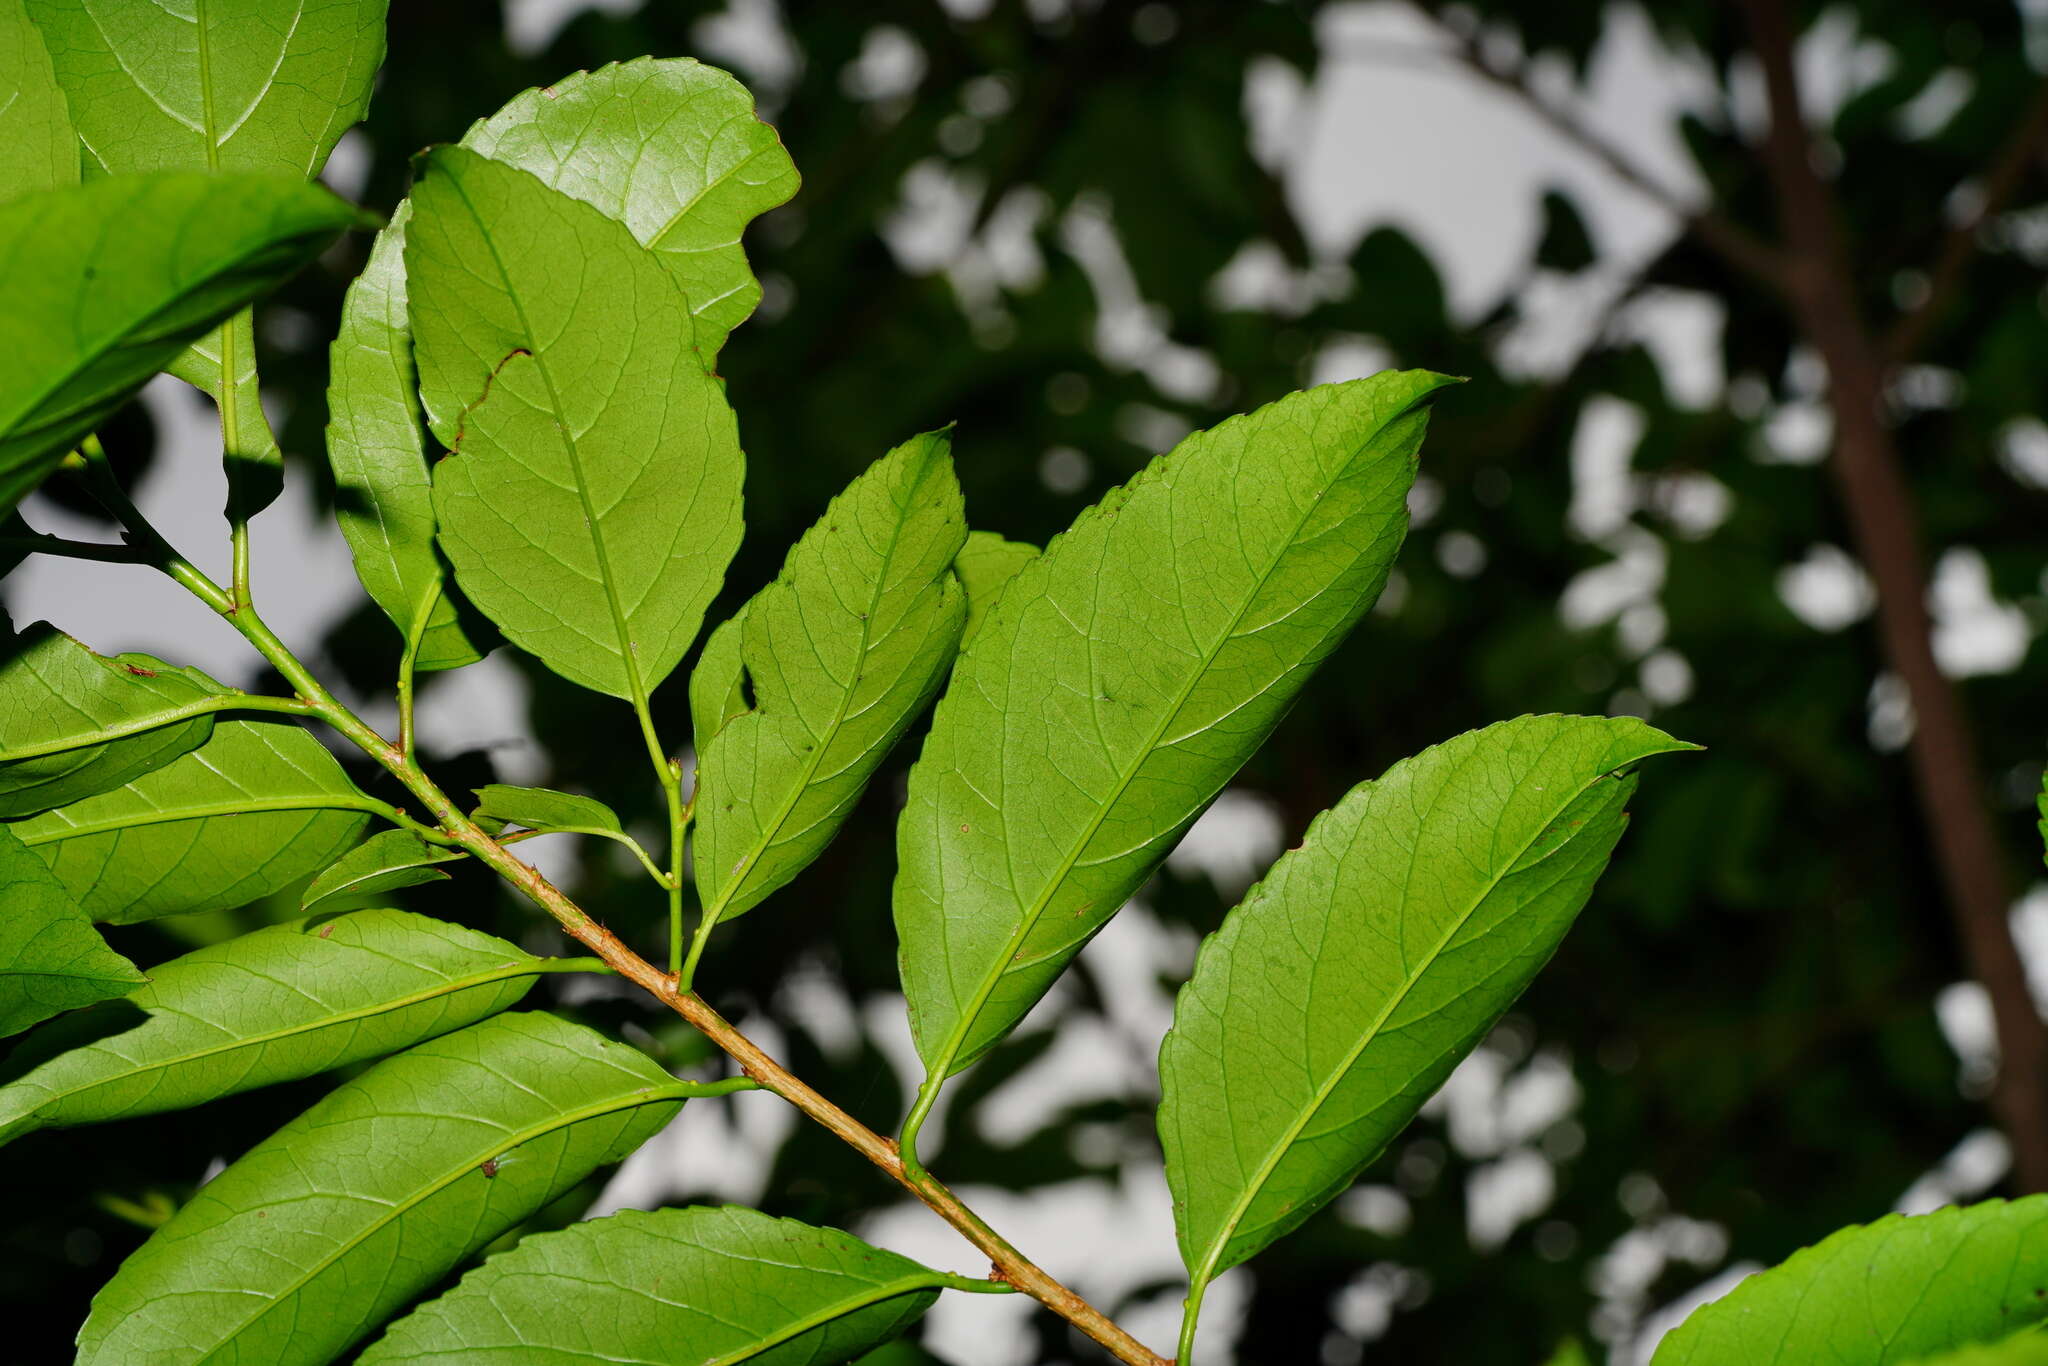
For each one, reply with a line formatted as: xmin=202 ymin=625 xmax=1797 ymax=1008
xmin=7 ymin=1 xmax=2048 ymax=1363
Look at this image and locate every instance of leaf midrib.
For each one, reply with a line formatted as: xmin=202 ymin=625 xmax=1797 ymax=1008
xmin=188 ymin=1083 xmax=692 ymax=1362
xmin=703 ymin=1275 xmax=944 ymax=1366
xmin=194 ymin=0 xmax=221 ymax=171
xmin=443 ymin=165 xmax=654 ymax=712
xmin=19 ymin=959 xmax=542 ymax=1124
xmin=0 ymin=692 xmax=278 ymax=763
xmin=18 ymin=794 xmax=383 ymax=845
xmin=1184 ymin=768 xmax=1618 ymax=1295
xmin=927 ymin=426 xmax=1400 ymax=1079
xmin=705 ymin=465 xmax=932 ymax=926
xmin=0 ymin=961 xmax=138 ymax=987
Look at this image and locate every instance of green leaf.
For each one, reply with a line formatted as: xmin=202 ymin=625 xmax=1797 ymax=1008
xmin=460 ymin=56 xmax=799 ymax=358
xmin=2037 ymin=763 xmax=2046 ymax=869
xmin=409 ymin=146 xmax=745 ymax=700
xmin=691 ymin=431 xmax=967 ymax=927
xmin=300 ymin=829 xmax=463 ymax=911
xmin=1160 ymin=715 xmax=1690 ymax=1333
xmin=1650 ymin=1197 xmax=2048 ymax=1366
xmin=9 ymin=719 xmax=378 ymax=923
xmin=895 ymin=372 xmax=1454 ymax=1088
xmin=326 ymin=203 xmax=492 ymax=671
xmin=360 ymin=1205 xmax=966 ymax=1365
xmin=327 ymin=59 xmax=785 ymax=668
xmin=166 ymin=309 xmax=284 ymax=518
xmin=26 ymin=0 xmax=389 ymax=516
xmin=0 ymin=909 xmax=545 ymax=1145
xmin=953 ymin=530 xmax=1039 ymax=647
xmin=0 ymin=623 xmax=231 ymax=817
xmin=473 ymin=783 xmax=623 ymax=835
xmin=1903 ymin=1329 xmax=2048 ymax=1366
xmin=76 ymin=1011 xmax=697 ymax=1366
xmin=23 ymin=0 xmax=386 ymax=179
xmin=0 ymin=172 xmax=361 ymax=511
xmin=0 ymin=0 xmax=74 ymax=201
xmin=0 ymin=824 xmax=141 ymax=1039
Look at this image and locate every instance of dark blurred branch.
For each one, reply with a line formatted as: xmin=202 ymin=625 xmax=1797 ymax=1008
xmin=1887 ymin=78 xmax=2048 ymax=363
xmin=793 ymin=2 xmax=1133 ymax=396
xmin=1385 ymin=24 xmax=1790 ymax=290
xmin=0 ymin=532 xmax=148 ymax=564
xmin=1734 ymin=0 xmax=2048 ymax=1194
xmin=1402 ymin=0 xmax=2048 ymax=1192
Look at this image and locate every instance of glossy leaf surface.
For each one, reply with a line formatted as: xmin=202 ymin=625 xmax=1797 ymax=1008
xmin=409 ymin=146 xmax=744 ymax=700
xmin=1650 ymin=1197 xmax=2048 ymax=1365
xmin=473 ymin=783 xmax=623 ymax=835
xmin=361 ymin=1205 xmax=954 ymax=1365
xmin=76 ymin=1012 xmax=691 ymax=1366
xmin=26 ymin=0 xmax=388 ymax=514
xmin=461 ymin=56 xmax=799 ymax=357
xmin=1904 ymin=1333 xmax=2048 ymax=1366
xmin=896 ymin=372 xmax=1452 ymax=1082
xmin=0 ymin=824 xmax=140 ymax=1039
xmin=326 ymin=203 xmax=489 ymax=670
xmin=164 ymin=310 xmax=283 ymax=515
xmin=1160 ymin=715 xmax=1689 ymax=1303
xmin=300 ymin=829 xmax=462 ymax=911
xmin=692 ymin=431 xmax=966 ymax=925
xmin=0 ymin=624 xmax=227 ymax=817
xmin=0 ymin=173 xmax=359 ymax=510
xmin=23 ymin=0 xmax=385 ymax=178
xmin=0 ymin=0 xmax=72 ymax=201
xmin=953 ymin=530 xmax=1038 ymax=647
xmin=328 ymin=57 xmax=783 ymax=665
xmin=10 ymin=719 xmax=376 ymax=923
xmin=0 ymin=910 xmax=539 ymax=1144
xmin=2037 ymin=763 xmax=2047 ymax=868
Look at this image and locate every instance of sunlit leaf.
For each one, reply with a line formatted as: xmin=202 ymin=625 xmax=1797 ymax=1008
xmin=952 ymin=530 xmax=1039 ymax=647
xmin=1159 ymin=715 xmax=1690 ymax=1332
xmin=896 ymin=372 xmax=1454 ymax=1087
xmin=692 ymin=431 xmax=966 ymax=927
xmin=0 ymin=909 xmax=543 ymax=1144
xmin=409 ymin=146 xmax=744 ymax=700
xmin=1650 ymin=1197 xmax=2048 ymax=1365
xmin=76 ymin=1012 xmax=697 ymax=1366
xmin=25 ymin=0 xmax=389 ymax=515
xmin=0 ymin=0 xmax=73 ymax=201
xmin=2037 ymin=764 xmax=2046 ymax=869
xmin=461 ymin=55 xmax=799 ymax=358
xmin=328 ymin=57 xmax=785 ymax=668
xmin=23 ymin=0 xmax=385 ymax=179
xmin=1903 ymin=1329 xmax=2048 ymax=1366
xmin=326 ymin=203 xmax=490 ymax=670
xmin=361 ymin=1205 xmax=966 ymax=1365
